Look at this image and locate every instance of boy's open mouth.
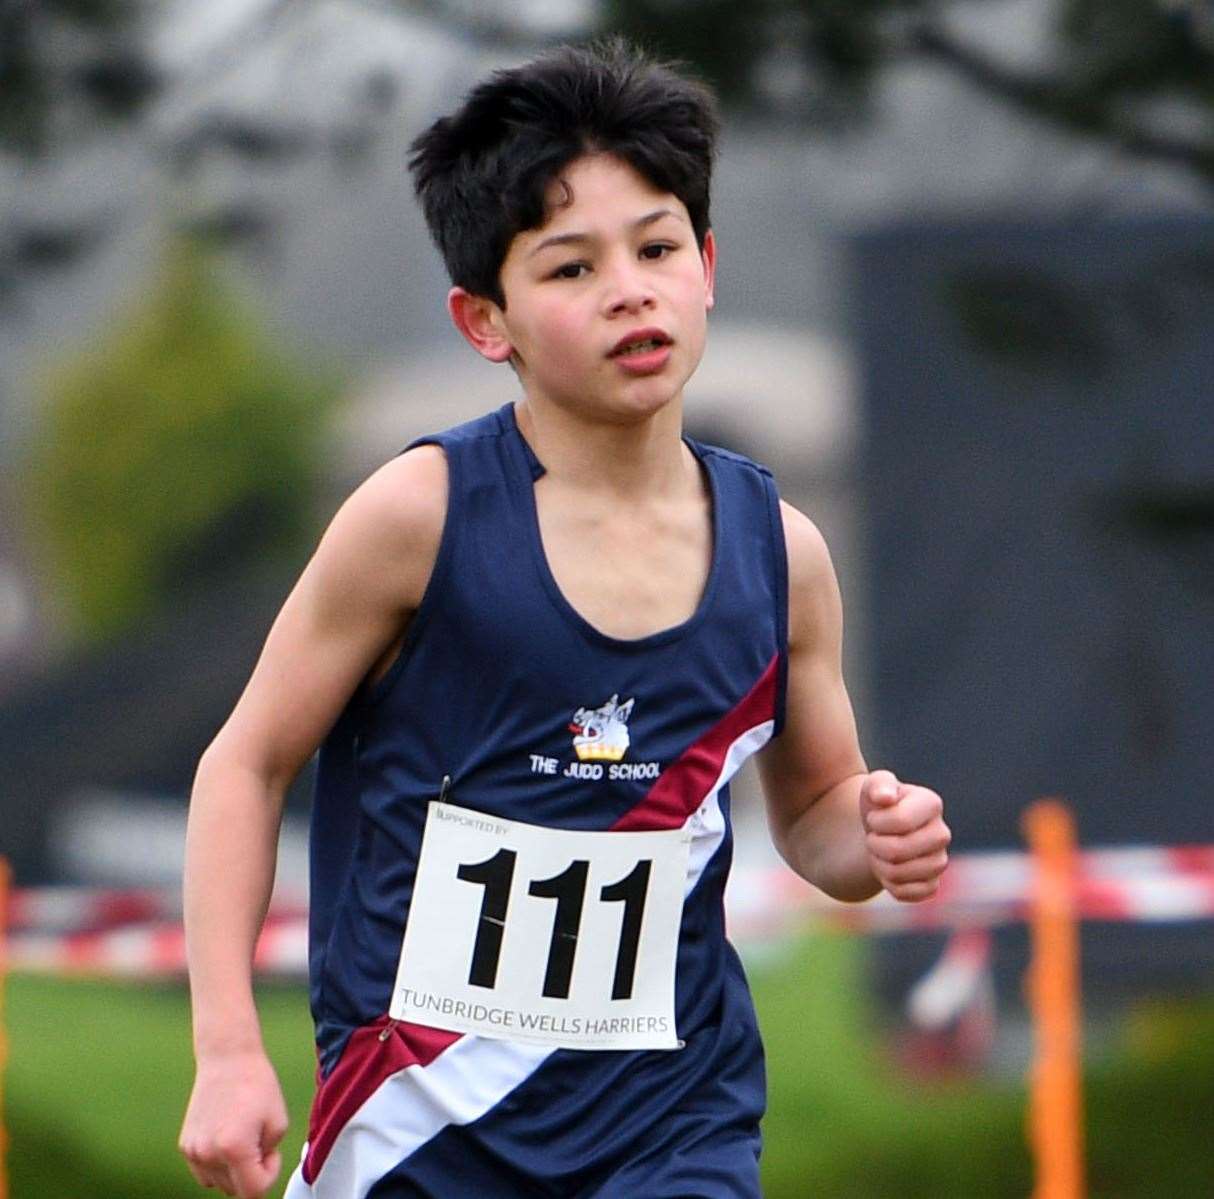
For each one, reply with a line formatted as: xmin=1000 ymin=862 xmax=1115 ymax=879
xmin=609 ymin=330 xmax=672 ymax=357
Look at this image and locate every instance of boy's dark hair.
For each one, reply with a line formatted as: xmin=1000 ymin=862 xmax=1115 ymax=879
xmin=408 ymin=37 xmax=719 ymax=309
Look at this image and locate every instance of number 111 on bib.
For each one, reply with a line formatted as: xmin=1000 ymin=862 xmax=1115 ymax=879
xmin=390 ymin=802 xmax=691 ymax=1051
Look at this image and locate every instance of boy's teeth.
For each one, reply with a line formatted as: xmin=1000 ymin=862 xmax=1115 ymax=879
xmin=621 ymin=339 xmax=661 ymax=354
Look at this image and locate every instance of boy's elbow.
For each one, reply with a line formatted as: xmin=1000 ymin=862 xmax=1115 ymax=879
xmin=194 ymin=727 xmax=245 ymax=789
xmin=192 ymin=732 xmax=288 ymax=805
xmin=766 ymin=803 xmax=822 ymax=889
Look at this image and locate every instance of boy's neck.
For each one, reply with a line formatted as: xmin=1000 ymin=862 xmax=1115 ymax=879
xmin=513 ymin=396 xmax=692 ymax=497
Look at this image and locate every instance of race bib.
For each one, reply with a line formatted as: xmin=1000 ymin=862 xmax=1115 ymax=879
xmin=389 ymin=801 xmax=691 ymax=1051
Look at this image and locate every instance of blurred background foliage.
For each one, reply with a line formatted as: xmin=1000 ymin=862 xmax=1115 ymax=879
xmin=606 ymin=0 xmax=1214 ymax=176
xmin=0 ymin=0 xmax=162 ymax=158
xmin=24 ymin=239 xmax=338 ymax=646
xmin=4 ymin=1 xmax=1214 ymax=171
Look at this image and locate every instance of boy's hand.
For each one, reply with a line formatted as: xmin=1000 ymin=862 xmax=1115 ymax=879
xmin=180 ymin=1049 xmax=288 ymax=1198
xmin=860 ymin=770 xmax=951 ymax=902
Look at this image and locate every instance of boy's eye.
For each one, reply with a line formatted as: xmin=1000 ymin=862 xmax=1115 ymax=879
xmin=641 ymin=242 xmax=676 ymax=260
xmin=552 ymin=262 xmax=589 ymax=279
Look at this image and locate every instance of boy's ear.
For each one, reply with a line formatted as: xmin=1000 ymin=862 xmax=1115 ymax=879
xmin=701 ymin=229 xmax=717 ymax=311
xmin=447 ymin=287 xmax=514 ymax=363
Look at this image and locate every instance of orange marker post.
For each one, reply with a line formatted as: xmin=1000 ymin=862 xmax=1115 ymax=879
xmin=0 ymin=857 xmax=9 ymax=1199
xmin=1023 ymin=800 xmax=1085 ymax=1199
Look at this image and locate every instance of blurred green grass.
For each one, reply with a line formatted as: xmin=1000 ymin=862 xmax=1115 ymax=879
xmin=4 ymin=974 xmax=313 ymax=1198
xmin=4 ymin=932 xmax=1213 ymax=1197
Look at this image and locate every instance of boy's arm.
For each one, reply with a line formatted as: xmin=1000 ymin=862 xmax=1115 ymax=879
xmin=756 ymin=502 xmax=950 ymax=904
xmin=179 ymin=446 xmax=447 ymax=1199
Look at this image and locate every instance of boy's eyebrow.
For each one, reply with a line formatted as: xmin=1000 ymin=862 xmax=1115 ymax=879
xmin=527 ymin=209 xmax=685 ymax=257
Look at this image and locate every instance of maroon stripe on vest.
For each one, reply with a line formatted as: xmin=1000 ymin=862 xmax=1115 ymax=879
xmin=302 ymin=1018 xmax=460 ymax=1183
xmin=613 ymin=653 xmax=778 ymax=832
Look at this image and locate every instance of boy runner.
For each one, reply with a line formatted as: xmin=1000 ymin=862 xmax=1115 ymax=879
xmin=180 ymin=37 xmax=950 ymax=1199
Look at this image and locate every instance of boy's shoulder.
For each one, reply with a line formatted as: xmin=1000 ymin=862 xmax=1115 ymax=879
xmin=316 ymin=442 xmax=448 ymax=607
xmin=337 ymin=401 xmax=513 ymax=532
xmin=317 ymin=404 xmax=517 ymax=606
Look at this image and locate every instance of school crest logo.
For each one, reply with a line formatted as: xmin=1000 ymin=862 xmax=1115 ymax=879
xmin=569 ymin=695 xmax=635 ymax=762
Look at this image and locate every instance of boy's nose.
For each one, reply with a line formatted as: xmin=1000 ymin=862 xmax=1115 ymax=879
xmin=603 ymin=258 xmax=656 ymax=315
xmin=605 ymin=283 xmax=656 ymax=315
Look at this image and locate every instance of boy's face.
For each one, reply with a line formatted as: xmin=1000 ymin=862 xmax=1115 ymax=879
xmin=454 ymin=152 xmax=716 ymax=426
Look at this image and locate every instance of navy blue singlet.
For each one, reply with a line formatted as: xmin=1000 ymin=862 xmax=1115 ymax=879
xmin=286 ymin=402 xmax=789 ymax=1199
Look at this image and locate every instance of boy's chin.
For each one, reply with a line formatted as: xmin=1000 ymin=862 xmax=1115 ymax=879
xmin=589 ymin=389 xmax=683 ymax=427
xmin=535 ymin=382 xmax=683 ymax=427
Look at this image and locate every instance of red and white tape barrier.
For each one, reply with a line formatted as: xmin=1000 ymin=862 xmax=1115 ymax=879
xmin=3 ymin=845 xmax=1212 ymax=978
xmin=7 ymin=913 xmax=307 ymax=979
xmin=726 ymin=844 xmax=1214 ymax=941
xmin=5 ymin=885 xmax=308 ymax=937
